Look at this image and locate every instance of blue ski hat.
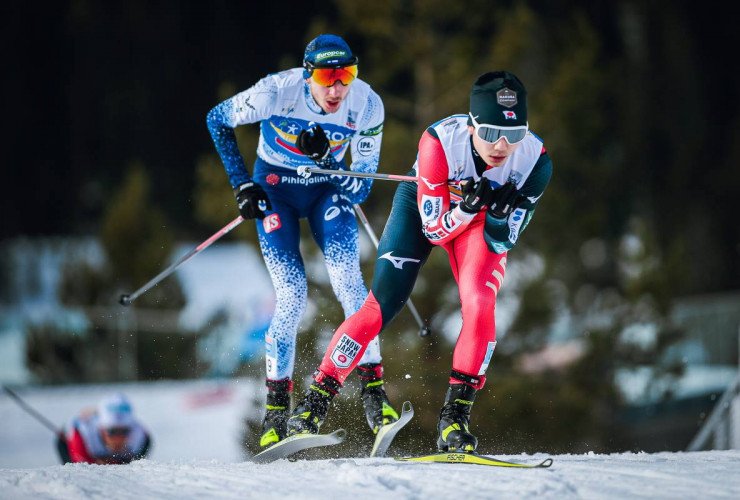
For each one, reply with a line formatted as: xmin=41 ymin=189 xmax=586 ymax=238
xmin=303 ymin=34 xmax=358 ymax=78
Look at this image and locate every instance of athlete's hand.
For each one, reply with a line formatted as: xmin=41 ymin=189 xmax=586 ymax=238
xmin=459 ymin=177 xmax=492 ymax=214
xmin=488 ymin=181 xmax=525 ymax=220
xmin=234 ymin=181 xmax=271 ymax=220
xmin=297 ymin=124 xmax=330 ymax=161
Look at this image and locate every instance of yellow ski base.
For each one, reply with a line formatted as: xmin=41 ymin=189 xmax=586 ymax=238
xmin=395 ymin=452 xmax=553 ymax=468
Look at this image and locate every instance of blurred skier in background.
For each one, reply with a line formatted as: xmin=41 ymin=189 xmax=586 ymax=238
xmin=57 ymin=393 xmax=151 ymax=464
xmin=206 ymin=34 xmax=397 ymax=449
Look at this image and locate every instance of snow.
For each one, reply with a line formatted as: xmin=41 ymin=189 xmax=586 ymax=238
xmin=2 ymin=380 xmax=740 ymax=499
xmin=2 ymin=450 xmax=739 ymax=499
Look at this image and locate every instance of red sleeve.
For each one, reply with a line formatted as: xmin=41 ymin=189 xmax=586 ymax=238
xmin=66 ymin=429 xmax=95 ymax=464
xmin=417 ymin=131 xmax=474 ymax=245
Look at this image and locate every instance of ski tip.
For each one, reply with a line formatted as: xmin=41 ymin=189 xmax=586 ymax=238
xmin=334 ymin=429 xmax=347 ymax=440
xmin=539 ymin=458 xmax=554 ymax=468
xmin=119 ymin=294 xmax=132 ymax=306
xmin=401 ymin=401 xmax=413 ymax=414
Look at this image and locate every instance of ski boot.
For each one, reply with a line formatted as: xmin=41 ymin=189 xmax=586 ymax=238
xmin=286 ymin=373 xmax=340 ymax=436
xmin=436 ymin=383 xmax=478 ymax=453
xmin=259 ymin=379 xmax=292 ymax=448
xmin=357 ymin=363 xmax=399 ymax=434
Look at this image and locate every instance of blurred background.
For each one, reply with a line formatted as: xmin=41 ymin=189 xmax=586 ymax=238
xmin=2 ymin=0 xmax=739 ymax=465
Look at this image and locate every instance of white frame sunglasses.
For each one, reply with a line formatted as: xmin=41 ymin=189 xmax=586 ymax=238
xmin=469 ymin=113 xmax=528 ymax=145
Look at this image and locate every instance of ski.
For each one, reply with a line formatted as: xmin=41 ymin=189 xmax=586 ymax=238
xmin=370 ymin=401 xmax=414 ymax=458
xmin=395 ymin=452 xmax=553 ymax=468
xmin=251 ymin=429 xmax=345 ymax=464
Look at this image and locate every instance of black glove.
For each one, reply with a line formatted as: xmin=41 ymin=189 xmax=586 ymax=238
xmin=234 ymin=181 xmax=271 ymax=220
xmin=488 ymin=181 xmax=525 ymax=220
xmin=459 ymin=177 xmax=492 ymax=214
xmin=296 ymin=124 xmax=330 ymax=161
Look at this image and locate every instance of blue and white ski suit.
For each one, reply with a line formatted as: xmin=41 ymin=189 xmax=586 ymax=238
xmin=207 ymin=68 xmax=384 ymax=380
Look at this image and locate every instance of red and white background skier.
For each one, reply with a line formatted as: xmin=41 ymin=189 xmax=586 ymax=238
xmin=57 ymin=393 xmax=151 ymax=465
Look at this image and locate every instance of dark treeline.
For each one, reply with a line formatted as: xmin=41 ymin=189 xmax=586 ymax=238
xmin=4 ymin=0 xmax=739 ymax=295
xmin=3 ymin=0 xmax=334 ymax=235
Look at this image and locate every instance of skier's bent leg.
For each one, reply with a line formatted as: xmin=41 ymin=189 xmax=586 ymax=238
xmin=286 ymin=293 xmax=384 ymax=436
xmin=317 ymin=291 xmax=384 ymax=384
xmin=448 ymin=229 xmax=505 ymax=386
xmin=310 ymin=192 xmax=394 ymax=430
xmin=436 ymin=221 xmax=506 ymax=452
xmin=288 ymin=182 xmax=432 ymax=435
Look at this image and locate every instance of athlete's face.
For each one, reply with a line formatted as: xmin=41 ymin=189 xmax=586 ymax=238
xmin=307 ymin=78 xmax=351 ymax=114
xmin=101 ymin=427 xmax=129 ymax=453
xmin=469 ymin=126 xmax=521 ymax=167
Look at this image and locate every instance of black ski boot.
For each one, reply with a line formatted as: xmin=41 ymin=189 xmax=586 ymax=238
xmin=260 ymin=379 xmax=292 ymax=448
xmin=437 ymin=383 xmax=478 ymax=453
xmin=357 ymin=363 xmax=399 ymax=434
xmin=286 ymin=373 xmax=340 ymax=436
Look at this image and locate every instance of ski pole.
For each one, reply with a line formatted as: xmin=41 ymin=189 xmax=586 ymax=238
xmin=297 ymin=166 xmax=464 ymax=189
xmin=353 ymin=204 xmax=432 ymax=338
xmin=119 ymin=215 xmax=244 ymax=306
xmin=2 ymin=385 xmax=63 ymax=436
xmin=297 ymin=165 xmax=419 ymax=182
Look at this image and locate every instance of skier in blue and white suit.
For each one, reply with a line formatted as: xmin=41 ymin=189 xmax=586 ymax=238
xmin=207 ymin=34 xmax=397 ymax=448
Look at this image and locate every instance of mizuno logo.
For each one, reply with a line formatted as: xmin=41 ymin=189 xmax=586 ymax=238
xmin=421 ymin=176 xmax=445 ymax=190
xmin=379 ymin=252 xmax=421 ymax=269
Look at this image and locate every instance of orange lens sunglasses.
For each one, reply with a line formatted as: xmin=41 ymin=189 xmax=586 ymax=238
xmin=309 ymin=65 xmax=358 ymax=87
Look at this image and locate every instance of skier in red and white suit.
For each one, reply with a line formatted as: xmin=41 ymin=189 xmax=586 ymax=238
xmin=57 ymin=393 xmax=151 ymax=464
xmin=287 ymin=71 xmax=553 ymax=453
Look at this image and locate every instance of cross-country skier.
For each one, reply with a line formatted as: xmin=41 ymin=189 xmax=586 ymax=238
xmin=206 ymin=34 xmax=397 ymax=449
xmin=56 ymin=393 xmax=151 ymax=464
xmin=287 ymin=71 xmax=553 ymax=453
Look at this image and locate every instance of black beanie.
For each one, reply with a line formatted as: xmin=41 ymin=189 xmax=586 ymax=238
xmin=469 ymin=71 xmax=528 ymax=128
